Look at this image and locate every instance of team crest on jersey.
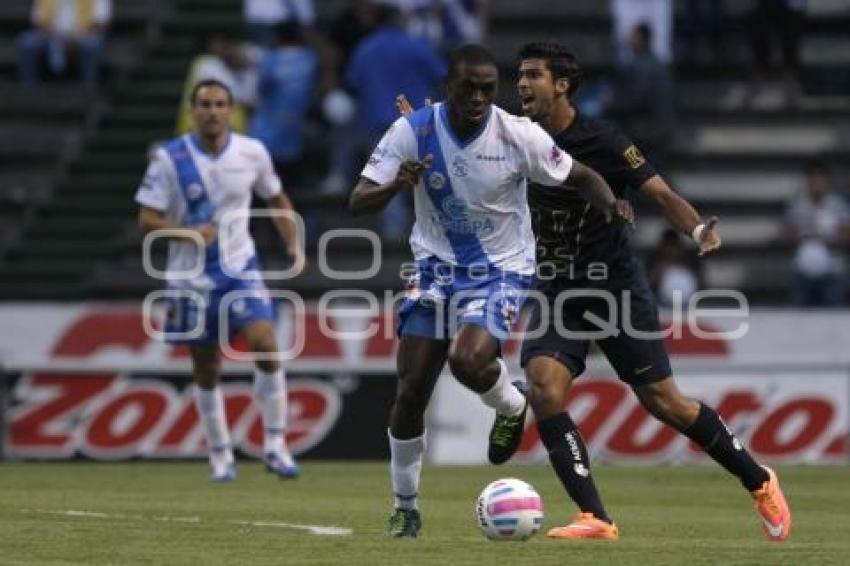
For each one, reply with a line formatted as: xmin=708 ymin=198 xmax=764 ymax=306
xmin=623 ymin=145 xmax=646 ymax=169
xmin=451 ymin=155 xmax=469 ymax=177
xmin=549 ymin=145 xmax=564 ymax=166
xmin=428 ymin=171 xmax=446 ymax=190
xmin=187 ymin=183 xmax=204 ymax=200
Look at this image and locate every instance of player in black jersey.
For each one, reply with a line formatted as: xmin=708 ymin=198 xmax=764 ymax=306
xmin=512 ymin=42 xmax=791 ymax=541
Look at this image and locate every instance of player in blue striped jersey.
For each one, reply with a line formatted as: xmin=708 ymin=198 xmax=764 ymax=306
xmin=136 ymin=79 xmax=304 ymax=482
xmin=350 ymin=45 xmax=632 ymax=538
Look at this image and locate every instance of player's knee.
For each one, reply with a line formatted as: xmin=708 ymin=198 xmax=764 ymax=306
xmin=193 ymin=361 xmax=220 ymax=388
xmin=248 ymin=334 xmax=280 ymax=373
xmin=249 ymin=333 xmax=277 ymax=355
xmin=255 ymin=358 xmax=280 ymax=373
xmin=447 ymin=347 xmax=491 ymax=389
xmin=524 ymin=357 xmax=572 ymax=419
xmin=526 ymin=377 xmax=563 ymax=419
xmin=635 ymin=382 xmax=696 ymax=430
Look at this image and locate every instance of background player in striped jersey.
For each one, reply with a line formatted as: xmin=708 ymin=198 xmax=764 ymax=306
xmin=135 ymin=79 xmax=304 ymax=482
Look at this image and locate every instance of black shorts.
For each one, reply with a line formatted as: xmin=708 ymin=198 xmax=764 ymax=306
xmin=520 ymin=261 xmax=671 ymax=387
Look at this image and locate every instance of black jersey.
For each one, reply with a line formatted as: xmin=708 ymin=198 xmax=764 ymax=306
xmin=528 ymin=112 xmax=656 ymax=289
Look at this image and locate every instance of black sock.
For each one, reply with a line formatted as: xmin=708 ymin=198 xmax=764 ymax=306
xmin=537 ymin=412 xmax=612 ymax=524
xmin=683 ymin=403 xmax=769 ymax=492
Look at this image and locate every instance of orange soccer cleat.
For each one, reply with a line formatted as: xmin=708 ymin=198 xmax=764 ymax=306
xmin=547 ymin=512 xmax=619 ymax=540
xmin=751 ymin=466 xmax=792 ymax=542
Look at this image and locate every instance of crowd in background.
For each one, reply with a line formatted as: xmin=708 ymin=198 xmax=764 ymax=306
xmin=11 ymin=0 xmax=850 ymax=307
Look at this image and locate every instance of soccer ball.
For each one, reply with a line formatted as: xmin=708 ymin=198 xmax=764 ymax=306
xmin=475 ymin=478 xmax=544 ymax=541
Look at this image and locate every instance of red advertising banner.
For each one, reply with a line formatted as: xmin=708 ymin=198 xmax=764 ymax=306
xmin=1 ymin=304 xmax=849 ymax=463
xmin=430 ymin=371 xmax=849 ymax=464
xmin=4 ymin=371 xmax=395 ymax=460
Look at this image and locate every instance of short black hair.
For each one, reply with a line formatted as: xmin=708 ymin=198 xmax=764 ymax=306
xmin=634 ymin=23 xmax=652 ymax=45
xmin=190 ymin=79 xmax=234 ymax=106
xmin=518 ymin=42 xmax=583 ymax=97
xmin=447 ymin=44 xmax=498 ymax=81
xmin=274 ymin=20 xmax=304 ymax=44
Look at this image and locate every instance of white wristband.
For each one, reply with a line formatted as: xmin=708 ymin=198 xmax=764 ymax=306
xmin=691 ymin=223 xmax=706 ymax=243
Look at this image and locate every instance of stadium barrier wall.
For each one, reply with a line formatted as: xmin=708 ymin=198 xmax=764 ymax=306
xmin=0 ymin=303 xmax=848 ymax=463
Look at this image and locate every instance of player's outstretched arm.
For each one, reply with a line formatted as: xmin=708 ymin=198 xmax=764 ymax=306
xmin=567 ymin=160 xmax=634 ymax=225
xmin=640 ymin=175 xmax=721 ymax=256
xmin=349 ymin=155 xmax=433 ymax=216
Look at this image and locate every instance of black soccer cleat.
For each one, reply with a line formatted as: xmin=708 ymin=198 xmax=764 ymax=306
xmin=487 ymin=380 xmax=529 ymax=465
xmin=387 ymin=508 xmax=422 ymax=539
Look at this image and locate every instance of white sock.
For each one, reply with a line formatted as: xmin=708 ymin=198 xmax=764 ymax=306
xmin=194 ymin=385 xmax=233 ymax=465
xmin=389 ymin=430 xmax=425 ymax=511
xmin=479 ymin=358 xmax=525 ymax=416
xmin=253 ymin=367 xmax=290 ymax=458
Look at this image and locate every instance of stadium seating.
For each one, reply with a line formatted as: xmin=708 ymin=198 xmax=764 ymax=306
xmin=1 ymin=0 xmax=849 ymax=303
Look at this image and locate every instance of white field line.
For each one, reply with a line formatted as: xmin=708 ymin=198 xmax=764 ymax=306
xmin=22 ymin=509 xmax=352 ymax=536
xmin=232 ymin=520 xmax=352 ymax=536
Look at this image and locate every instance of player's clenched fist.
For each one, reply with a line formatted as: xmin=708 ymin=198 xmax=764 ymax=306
xmin=395 ymin=154 xmax=433 ymax=189
xmin=696 ymin=216 xmax=721 ymax=256
xmin=611 ymin=199 xmax=635 ymax=227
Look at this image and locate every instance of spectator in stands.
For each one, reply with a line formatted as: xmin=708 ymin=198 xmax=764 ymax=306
xmin=346 ymin=3 xmax=446 ymax=239
xmin=175 ymin=33 xmax=257 ymax=135
xmin=680 ymin=0 xmax=728 ymax=66
xmin=647 ymin=228 xmax=702 ymax=307
xmin=243 ymin=0 xmax=315 ymax=47
xmin=249 ymin=21 xmax=318 ymax=190
xmin=611 ymin=0 xmax=672 ymax=64
xmin=403 ymin=0 xmax=488 ymax=53
xmin=747 ymin=0 xmax=806 ymax=108
xmin=17 ymin=0 xmax=112 ymax=88
xmin=319 ymin=0 xmax=382 ymax=195
xmin=608 ymin=23 xmax=676 ymax=169
xmin=784 ymin=160 xmax=850 ymax=307
xmin=244 ymin=0 xmax=335 ymax=108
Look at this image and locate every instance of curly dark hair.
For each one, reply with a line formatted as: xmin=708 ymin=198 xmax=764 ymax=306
xmin=518 ymin=42 xmax=583 ymax=97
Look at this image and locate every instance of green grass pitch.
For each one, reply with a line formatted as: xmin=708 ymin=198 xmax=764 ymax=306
xmin=0 ymin=461 xmax=847 ymax=565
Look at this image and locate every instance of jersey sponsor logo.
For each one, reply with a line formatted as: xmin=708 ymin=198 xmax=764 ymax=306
xmin=623 ymin=145 xmax=646 ymax=169
xmin=442 ymin=196 xmax=468 ymax=220
xmin=475 ymin=153 xmax=506 ymax=162
xmin=428 ymin=171 xmax=446 ymax=190
xmin=431 ymin=213 xmax=496 ymax=236
xmin=431 ymin=196 xmax=496 ymax=235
